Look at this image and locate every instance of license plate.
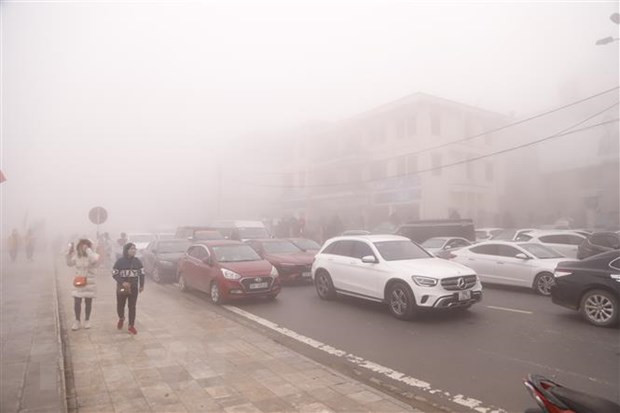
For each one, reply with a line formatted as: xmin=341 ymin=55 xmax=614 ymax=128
xmin=249 ymin=282 xmax=268 ymax=290
xmin=458 ymin=290 xmax=471 ymax=301
xmin=302 ymin=272 xmax=311 ymax=278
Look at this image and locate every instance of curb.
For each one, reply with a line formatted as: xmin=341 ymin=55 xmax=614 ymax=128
xmin=52 ymin=256 xmax=69 ymax=413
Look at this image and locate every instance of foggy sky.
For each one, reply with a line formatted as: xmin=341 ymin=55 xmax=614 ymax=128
xmin=2 ymin=0 xmax=619 ymax=237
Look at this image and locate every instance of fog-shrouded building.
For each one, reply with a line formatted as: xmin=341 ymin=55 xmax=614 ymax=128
xmin=279 ymin=93 xmax=510 ymax=238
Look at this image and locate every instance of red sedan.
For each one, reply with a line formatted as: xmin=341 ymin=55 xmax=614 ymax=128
xmin=177 ymin=240 xmax=281 ymax=304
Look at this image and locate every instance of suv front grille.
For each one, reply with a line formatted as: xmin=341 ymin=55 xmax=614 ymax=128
xmin=441 ymin=275 xmax=477 ymax=291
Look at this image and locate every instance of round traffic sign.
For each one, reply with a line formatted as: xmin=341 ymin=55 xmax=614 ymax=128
xmin=89 ymin=207 xmax=108 ymax=225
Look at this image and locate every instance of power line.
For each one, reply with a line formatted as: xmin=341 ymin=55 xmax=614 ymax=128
xmin=251 ymin=86 xmax=619 ymax=177
xmin=235 ymin=103 xmax=619 ymax=189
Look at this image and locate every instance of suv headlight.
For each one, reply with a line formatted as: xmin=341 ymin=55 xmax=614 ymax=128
xmin=222 ymin=269 xmax=241 ymax=280
xmin=270 ymin=266 xmax=279 ymax=277
xmin=554 ymin=270 xmax=572 ymax=278
xmin=411 ymin=276 xmax=438 ymax=287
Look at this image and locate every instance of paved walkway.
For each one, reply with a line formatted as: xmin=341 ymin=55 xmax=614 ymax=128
xmin=1 ymin=253 xmax=66 ymax=413
xmin=57 ymin=259 xmax=425 ymax=413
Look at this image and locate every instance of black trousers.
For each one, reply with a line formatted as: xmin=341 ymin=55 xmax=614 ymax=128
xmin=117 ymin=288 xmax=139 ymax=326
xmin=74 ymin=297 xmax=92 ymax=321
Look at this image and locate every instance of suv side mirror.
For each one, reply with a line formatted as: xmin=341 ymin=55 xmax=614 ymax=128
xmin=515 ymin=253 xmax=529 ymax=260
xmin=361 ymin=255 xmax=378 ymax=264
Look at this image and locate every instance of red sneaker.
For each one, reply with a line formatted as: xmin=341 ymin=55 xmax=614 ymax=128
xmin=117 ymin=318 xmax=124 ymax=330
xmin=128 ymin=326 xmax=137 ymax=335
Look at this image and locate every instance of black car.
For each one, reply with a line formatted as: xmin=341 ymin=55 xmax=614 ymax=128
xmin=551 ymin=250 xmax=620 ymax=327
xmin=577 ymin=231 xmax=620 ymax=259
xmin=142 ymin=239 xmax=191 ymax=283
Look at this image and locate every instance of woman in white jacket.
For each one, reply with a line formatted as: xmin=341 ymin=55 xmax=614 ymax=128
xmin=66 ymin=239 xmax=99 ymax=330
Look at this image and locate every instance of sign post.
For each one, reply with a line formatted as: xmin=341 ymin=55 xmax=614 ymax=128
xmin=88 ymin=206 xmax=108 ymax=238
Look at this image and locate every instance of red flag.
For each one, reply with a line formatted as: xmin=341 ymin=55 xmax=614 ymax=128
xmin=0 ymin=170 xmax=5 ymax=183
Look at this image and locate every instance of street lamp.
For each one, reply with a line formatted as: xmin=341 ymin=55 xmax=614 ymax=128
xmin=595 ymin=13 xmax=620 ymax=45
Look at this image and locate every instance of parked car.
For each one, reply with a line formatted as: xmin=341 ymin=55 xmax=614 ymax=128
xmin=490 ymin=228 xmax=535 ymax=241
xmin=515 ymin=230 xmax=586 ymax=258
xmin=193 ymin=230 xmax=225 ymax=241
xmin=127 ymin=232 xmax=156 ymax=253
xmin=449 ymin=241 xmax=566 ymax=295
xmin=142 ymin=239 xmax=191 ymax=283
xmin=246 ymin=239 xmax=315 ymax=282
xmin=577 ymin=232 xmax=620 ymax=260
xmin=395 ymin=219 xmax=476 ymax=243
xmin=287 ymin=238 xmax=322 ymax=254
xmin=175 ymin=226 xmax=214 ymax=240
xmin=421 ymin=237 xmax=472 ymax=255
xmin=475 ymin=228 xmax=503 ymax=241
xmin=176 ymin=240 xmax=281 ymax=303
xmin=551 ymin=250 xmax=620 ymax=327
xmin=210 ymin=220 xmax=271 ymax=241
xmin=311 ymin=235 xmax=482 ymax=320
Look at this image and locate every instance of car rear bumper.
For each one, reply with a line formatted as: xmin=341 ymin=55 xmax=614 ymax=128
xmin=550 ymin=282 xmax=580 ymax=310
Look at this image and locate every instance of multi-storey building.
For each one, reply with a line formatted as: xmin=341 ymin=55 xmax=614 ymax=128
xmin=280 ymin=93 xmax=510 ymax=237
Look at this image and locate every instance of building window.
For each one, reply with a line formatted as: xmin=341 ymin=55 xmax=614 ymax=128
xmin=396 ymin=119 xmax=406 ymax=139
xmin=486 ymin=162 xmax=494 ymax=182
xmin=431 ymin=112 xmax=441 ymax=136
xmin=397 ymin=156 xmax=407 ymax=175
xmin=407 ymin=115 xmax=417 ymax=137
xmin=466 ymin=161 xmax=474 ymax=181
xmin=298 ymin=172 xmax=306 ymax=188
xmin=432 ymin=153 xmax=442 ymax=176
xmin=407 ymin=155 xmax=418 ymax=174
xmin=348 ymin=167 xmax=361 ymax=184
xmin=371 ymin=161 xmax=386 ymax=180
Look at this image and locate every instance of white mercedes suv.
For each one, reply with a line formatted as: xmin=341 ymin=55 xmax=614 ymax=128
xmin=312 ymin=235 xmax=482 ymax=319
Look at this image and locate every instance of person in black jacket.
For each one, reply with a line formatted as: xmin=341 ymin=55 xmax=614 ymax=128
xmin=112 ymin=243 xmax=145 ymax=334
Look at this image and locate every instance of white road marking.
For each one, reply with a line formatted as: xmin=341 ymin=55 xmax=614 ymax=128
xmin=224 ymin=305 xmax=506 ymax=413
xmin=486 ymin=305 xmax=533 ymax=315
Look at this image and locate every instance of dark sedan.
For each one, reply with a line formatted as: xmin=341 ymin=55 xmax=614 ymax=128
xmin=142 ymin=239 xmax=191 ymax=283
xmin=246 ymin=239 xmax=315 ymax=282
xmin=551 ymin=250 xmax=620 ymax=327
xmin=577 ymin=231 xmax=620 ymax=259
xmin=287 ymin=238 xmax=321 ymax=254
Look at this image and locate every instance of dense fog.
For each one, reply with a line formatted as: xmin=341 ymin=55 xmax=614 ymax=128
xmin=2 ymin=1 xmax=618 ymax=244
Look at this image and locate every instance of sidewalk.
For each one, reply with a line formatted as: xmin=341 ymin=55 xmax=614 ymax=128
xmin=1 ymin=253 xmax=66 ymax=413
xmin=56 ymin=259 xmax=425 ymax=413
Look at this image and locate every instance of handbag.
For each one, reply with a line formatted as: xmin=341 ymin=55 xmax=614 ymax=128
xmin=73 ymin=275 xmax=87 ymax=287
xmin=117 ymin=283 xmax=132 ymax=296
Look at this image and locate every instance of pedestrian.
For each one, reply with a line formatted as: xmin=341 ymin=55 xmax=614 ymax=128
xmin=115 ymin=232 xmax=128 ymax=260
xmin=66 ymin=239 xmax=100 ymax=330
xmin=112 ymin=243 xmax=145 ymax=335
xmin=8 ymin=229 xmax=21 ymax=262
xmin=25 ymin=228 xmax=35 ymax=261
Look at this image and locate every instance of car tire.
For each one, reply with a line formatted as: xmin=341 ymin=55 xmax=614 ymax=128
xmin=177 ymin=273 xmax=188 ymax=292
xmin=386 ymin=282 xmax=416 ymax=320
xmin=152 ymin=266 xmax=162 ymax=284
xmin=580 ymin=289 xmax=619 ymax=327
xmin=210 ymin=281 xmax=223 ymax=305
xmin=315 ymin=270 xmax=336 ymax=300
xmin=533 ymin=272 xmax=554 ymax=296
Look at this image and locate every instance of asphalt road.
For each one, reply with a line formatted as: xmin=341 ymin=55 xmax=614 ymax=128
xmin=210 ymin=281 xmax=620 ymax=413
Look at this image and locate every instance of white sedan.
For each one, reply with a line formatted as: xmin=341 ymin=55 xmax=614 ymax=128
xmin=312 ymin=235 xmax=482 ymax=320
xmin=450 ymin=241 xmax=567 ymax=295
xmin=421 ymin=237 xmax=472 ymax=255
xmin=514 ymin=230 xmax=586 ymax=258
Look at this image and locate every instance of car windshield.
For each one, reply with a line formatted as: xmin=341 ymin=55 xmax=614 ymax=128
xmin=238 ymin=228 xmax=270 ymax=239
xmin=422 ymin=238 xmax=446 ymax=248
xmin=157 ymin=241 xmax=190 ymax=253
xmin=374 ymin=240 xmax=431 ymax=261
xmin=263 ymin=241 xmax=302 ymax=254
xmin=293 ymin=239 xmax=321 ymax=251
xmin=519 ymin=243 xmax=564 ymax=259
xmin=212 ymin=245 xmax=261 ymax=262
xmin=491 ymin=229 xmax=516 ymax=240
